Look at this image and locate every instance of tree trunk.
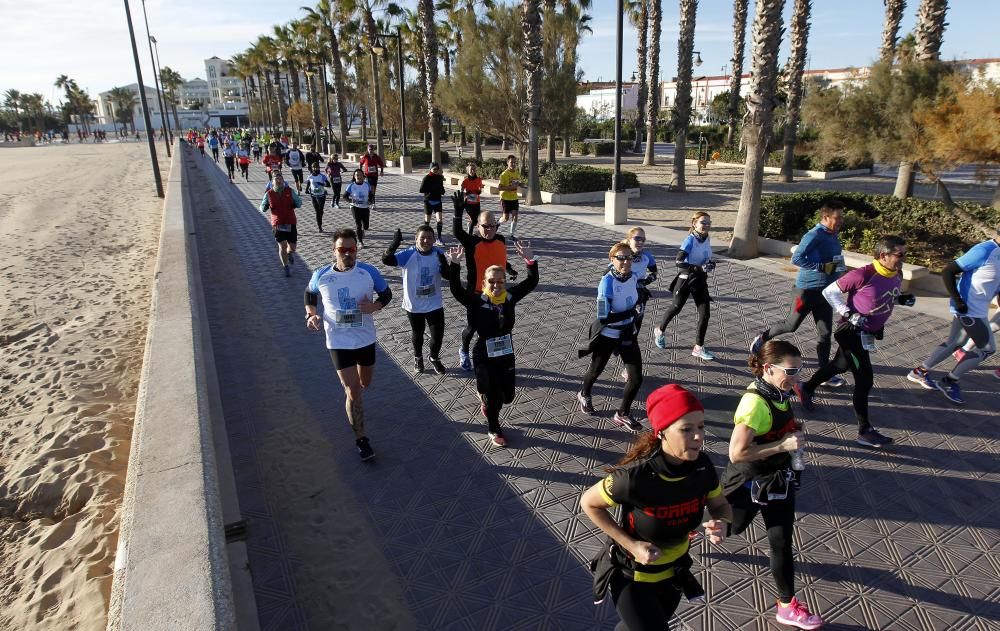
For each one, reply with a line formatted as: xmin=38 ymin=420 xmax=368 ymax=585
xmin=307 ymin=73 xmax=322 ymax=149
xmin=727 ymin=0 xmax=749 ymax=146
xmin=563 ymin=129 xmax=571 ymax=156
xmin=547 ymin=133 xmax=556 ymax=163
xmin=894 ymin=161 xmax=916 ymax=198
xmin=369 ymin=53 xmax=386 ymax=156
xmin=778 ymin=0 xmax=811 ymax=183
xmin=474 ymin=129 xmax=483 ymax=161
xmin=643 ymin=0 xmax=662 ymax=166
xmin=915 ymin=0 xmax=948 ymax=63
xmin=729 ymin=0 xmax=786 ymax=259
xmin=879 ymin=0 xmax=907 ymax=62
xmin=325 ymin=20 xmax=351 ymax=155
xmin=632 ymin=0 xmax=649 ymax=153
xmin=460 ymin=126 xmax=467 ymax=146
xmin=523 ymin=0 xmax=543 ymax=205
xmin=289 ymin=65 xmax=301 ymax=104
xmin=420 ymin=0 xmax=442 ymax=164
xmin=670 ymin=0 xmax=699 ymax=192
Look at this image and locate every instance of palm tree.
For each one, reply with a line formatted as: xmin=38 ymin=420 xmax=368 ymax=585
xmin=158 ymin=66 xmax=184 ymax=130
xmin=726 ymin=0 xmax=749 ymax=146
xmin=420 ymin=0 xmax=442 ymax=163
xmin=895 ymin=0 xmax=948 ymax=198
xmin=54 ymin=75 xmax=88 ymax=134
xmin=627 ymin=0 xmax=648 ymax=153
xmin=3 ymin=90 xmax=22 ymax=131
xmin=301 ymin=0 xmax=352 ymax=153
xmin=108 ymin=86 xmax=139 ymax=133
xmin=21 ymin=93 xmax=46 ymax=132
xmin=557 ymin=0 xmax=592 ymax=158
xmin=523 ymin=0 xmax=543 ymax=205
xmin=669 ymin=0 xmax=699 ymax=192
xmin=642 ymin=0 xmax=661 ymax=166
xmin=729 ymin=0 xmax=786 ymax=259
xmin=880 ymin=0 xmax=907 ymax=61
xmin=777 ymin=0 xmax=811 ymax=183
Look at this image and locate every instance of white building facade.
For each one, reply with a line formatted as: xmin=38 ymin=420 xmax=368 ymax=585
xmin=95 ymin=83 xmax=167 ymax=131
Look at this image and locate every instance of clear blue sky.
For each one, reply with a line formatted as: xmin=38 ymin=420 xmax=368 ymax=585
xmin=1 ymin=0 xmax=996 ymax=102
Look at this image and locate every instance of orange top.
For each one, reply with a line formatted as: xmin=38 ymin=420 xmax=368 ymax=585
xmin=472 ymin=238 xmax=507 ymax=293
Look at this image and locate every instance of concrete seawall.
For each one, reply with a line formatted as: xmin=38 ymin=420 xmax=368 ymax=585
xmin=106 ymin=141 xmax=240 ymax=630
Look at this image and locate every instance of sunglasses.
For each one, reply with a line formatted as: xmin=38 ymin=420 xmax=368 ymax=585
xmin=336 ymin=246 xmax=357 ymax=254
xmin=631 ymin=236 xmax=646 ymax=242
xmin=768 ymin=364 xmax=802 ymax=376
xmin=697 ymin=221 xmax=712 ymax=226
xmin=481 ymin=223 xmax=498 ymax=228
xmin=613 ymin=255 xmax=634 ymax=262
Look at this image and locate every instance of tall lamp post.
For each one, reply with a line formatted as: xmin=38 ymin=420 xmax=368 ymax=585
xmin=317 ymin=58 xmax=333 ymax=154
xmin=605 ymin=0 xmax=627 ymax=224
xmin=372 ymin=27 xmax=410 ymax=174
xmin=139 ymin=1 xmax=170 ymax=157
xmin=148 ymin=36 xmax=173 ymax=146
xmin=123 ymin=0 xmax=163 ymax=198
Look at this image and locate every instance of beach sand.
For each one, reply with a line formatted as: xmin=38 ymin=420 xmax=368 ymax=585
xmin=0 ymin=141 xmax=163 ymax=630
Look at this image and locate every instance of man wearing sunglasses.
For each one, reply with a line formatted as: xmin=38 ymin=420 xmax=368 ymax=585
xmin=305 ymin=228 xmax=393 ymax=462
xmin=907 ymin=232 xmax=1000 ymax=404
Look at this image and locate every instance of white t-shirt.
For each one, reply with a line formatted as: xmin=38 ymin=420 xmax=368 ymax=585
xmin=287 ymin=149 xmax=304 ymax=169
xmin=394 ymin=246 xmax=445 ymax=313
xmin=955 ymin=240 xmax=1000 ymax=318
xmin=308 ymin=262 xmax=388 ymax=349
xmin=345 ymin=181 xmax=372 ymax=208
xmin=306 ymin=173 xmax=329 ymax=196
xmin=681 ymin=233 xmax=712 ymax=267
xmin=597 ymin=272 xmax=637 ymax=339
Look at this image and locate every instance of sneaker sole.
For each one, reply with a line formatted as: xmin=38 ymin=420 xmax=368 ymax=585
xmin=855 ymin=437 xmax=892 ymax=449
xmin=906 ymin=373 xmax=935 ymax=389
xmin=359 ymin=452 xmax=375 ymax=462
xmin=820 ymin=379 xmax=844 ymax=388
xmin=775 ymin=617 xmax=824 ymax=631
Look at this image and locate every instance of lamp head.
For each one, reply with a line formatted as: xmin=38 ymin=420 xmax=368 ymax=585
xmin=694 ymin=51 xmax=703 ymax=67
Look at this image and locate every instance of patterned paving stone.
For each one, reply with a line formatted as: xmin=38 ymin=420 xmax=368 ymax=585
xmin=190 ymin=153 xmax=1000 ymax=630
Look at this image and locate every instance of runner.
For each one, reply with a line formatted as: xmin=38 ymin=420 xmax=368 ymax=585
xmin=359 ymin=144 xmax=384 ymax=210
xmin=305 ymin=165 xmax=331 ymax=233
xmin=654 ymin=212 xmax=717 ymax=360
xmin=497 ymin=155 xmax=523 ymax=240
xmin=305 ymin=146 xmax=324 ymax=171
xmin=223 ymin=139 xmax=237 ymax=182
xmin=580 ymin=384 xmax=731 ymax=631
xmin=624 ymin=227 xmax=658 ymax=334
xmin=344 ymin=169 xmax=372 ymax=247
xmin=451 ymin=191 xmax=519 ymax=372
xmin=325 ymin=154 xmax=349 ymax=209
xmin=285 ymin=142 xmax=307 ymax=192
xmin=305 ymin=228 xmax=392 ymax=462
xmin=251 ymin=138 xmax=262 ymax=162
xmin=460 ymin=162 xmax=484 ymax=233
xmin=447 ymin=240 xmax=538 ymax=447
xmin=237 ymin=145 xmax=251 ymax=181
xmin=752 ymin=202 xmax=847 ymax=387
xmin=419 ymin=162 xmax=446 ymax=245
xmin=796 ymin=235 xmax=916 ymax=448
xmin=578 ymin=241 xmax=645 ymax=432
xmin=906 ymin=233 xmax=1000 ymax=404
xmin=258 ymin=171 xmax=302 ymax=277
xmin=197 ymin=135 xmax=205 ymax=157
xmin=208 ymin=131 xmax=220 ymax=162
xmin=382 ymin=226 xmax=449 ymax=374
xmin=262 ymin=143 xmax=284 ymax=176
xmin=723 ymin=339 xmax=825 ymax=630
xmin=953 ymin=293 xmax=1000 ymax=379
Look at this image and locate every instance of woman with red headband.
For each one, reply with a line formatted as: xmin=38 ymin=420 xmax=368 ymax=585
xmin=580 ymin=384 xmax=732 ymax=631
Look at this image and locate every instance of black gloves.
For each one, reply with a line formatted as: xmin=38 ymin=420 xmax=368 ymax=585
xmin=387 ymin=228 xmax=403 ymax=254
xmin=703 ymin=260 xmax=716 ymax=273
xmin=954 ymin=298 xmax=968 ymax=314
xmin=451 ymin=191 xmax=465 ymax=216
xmin=897 ymin=293 xmax=916 ymax=307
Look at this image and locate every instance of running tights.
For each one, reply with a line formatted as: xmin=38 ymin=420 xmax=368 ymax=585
xmin=331 ymin=182 xmax=342 ymax=206
xmin=804 ymin=327 xmax=874 ymax=432
xmin=310 ymin=195 xmax=326 ymax=231
xmin=351 ymin=206 xmax=370 ymax=242
xmin=657 ymin=278 xmax=710 ymax=346
xmin=406 ymin=308 xmax=445 ymax=360
xmin=581 ymin=336 xmax=643 ymax=416
xmin=728 ymin=485 xmax=796 ymax=602
xmin=609 ymin=570 xmax=681 ymax=631
xmin=766 ymin=287 xmax=833 ymax=369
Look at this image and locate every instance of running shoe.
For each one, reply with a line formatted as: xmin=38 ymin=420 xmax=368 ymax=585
xmin=906 ymin=367 xmax=936 ymax=390
xmin=994 ymin=367 xmax=1000 ymax=380
xmin=284 ymin=264 xmax=291 ymax=277
xmin=488 ymin=432 xmax=507 ymax=447
xmin=953 ymin=348 xmax=967 ymax=362
xmin=434 ymin=240 xmax=444 ymax=247
xmin=356 ymin=437 xmax=375 ymax=461
xmin=691 ymin=346 xmax=715 ymax=361
xmin=577 ymin=391 xmax=595 ymax=415
xmin=749 ymin=330 xmax=769 ymax=355
xmin=856 ymin=427 xmax=893 ymax=448
xmin=821 ymin=375 xmax=846 ymax=388
xmin=429 ymin=358 xmax=446 ymax=375
xmin=459 ymin=350 xmax=473 ymax=371
xmin=333 ymin=202 xmax=340 ymax=209
xmin=793 ymin=383 xmax=816 ymax=411
xmin=613 ymin=412 xmax=643 ymax=433
xmin=774 ymin=597 xmax=824 ymax=630
xmin=936 ymin=377 xmax=965 ymax=405
xmin=413 ymin=356 xmax=424 ymax=374
xmin=620 ymin=367 xmax=629 ymax=382
xmin=654 ymin=327 xmax=667 ymax=350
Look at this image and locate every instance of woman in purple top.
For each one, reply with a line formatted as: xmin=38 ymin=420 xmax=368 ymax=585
xmin=795 ymin=236 xmax=916 ymax=449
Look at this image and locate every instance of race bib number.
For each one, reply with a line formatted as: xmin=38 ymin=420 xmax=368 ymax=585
xmin=486 ymin=334 xmax=513 ymax=358
xmin=416 ymin=284 xmax=435 ymax=297
xmin=833 ymin=255 xmax=846 ymax=273
xmin=860 ymin=332 xmax=877 ymax=351
xmin=427 ymin=199 xmax=441 ymax=206
xmin=334 ymin=309 xmax=363 ymax=328
xmin=276 ymin=224 xmax=294 ymax=232
xmin=466 ymin=193 xmax=480 ymax=204
xmin=331 ymin=177 xmax=341 ymax=184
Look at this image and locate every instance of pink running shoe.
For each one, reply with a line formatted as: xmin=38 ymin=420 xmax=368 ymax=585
xmin=775 ymin=597 xmax=825 ymax=630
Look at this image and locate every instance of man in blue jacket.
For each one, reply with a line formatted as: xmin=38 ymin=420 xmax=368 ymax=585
xmin=752 ymin=201 xmax=847 ymax=387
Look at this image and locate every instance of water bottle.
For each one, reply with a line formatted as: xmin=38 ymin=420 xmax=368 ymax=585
xmin=790 ymin=447 xmax=806 ymax=471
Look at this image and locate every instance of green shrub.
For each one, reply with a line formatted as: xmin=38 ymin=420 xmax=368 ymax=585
xmin=384 ymin=147 xmax=449 ymax=165
xmin=685 ymin=146 xmax=871 ymax=172
xmin=539 ymin=163 xmax=640 ymax=194
xmin=448 ymin=157 xmax=508 ymax=180
xmin=760 ymin=191 xmax=994 ymax=271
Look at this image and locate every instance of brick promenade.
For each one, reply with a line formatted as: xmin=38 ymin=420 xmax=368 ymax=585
xmin=187 ymin=149 xmax=999 ymax=631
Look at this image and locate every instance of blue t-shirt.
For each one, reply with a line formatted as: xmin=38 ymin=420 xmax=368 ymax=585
xmin=394 ymin=246 xmax=445 ymax=313
xmin=633 ymin=251 xmax=656 ymax=282
xmin=345 ymin=181 xmax=371 ymax=208
xmin=597 ymin=272 xmax=637 ymax=339
xmin=792 ymin=224 xmax=844 ymax=289
xmin=953 ymin=240 xmax=1000 ymax=318
xmin=306 ymin=173 xmax=330 ymax=196
xmin=680 ymin=233 xmax=712 ymax=267
xmin=308 ymin=262 xmax=388 ymax=349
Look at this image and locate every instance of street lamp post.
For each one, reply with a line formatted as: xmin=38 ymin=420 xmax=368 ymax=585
xmin=319 ymin=61 xmax=333 ymax=154
xmin=605 ymin=0 xmax=627 ymax=224
xmin=122 ymin=0 xmax=163 ymax=198
xmin=372 ymin=26 xmax=410 ymax=174
xmin=139 ymin=1 xmax=170 ymax=157
xmin=148 ymin=36 xmax=173 ymax=146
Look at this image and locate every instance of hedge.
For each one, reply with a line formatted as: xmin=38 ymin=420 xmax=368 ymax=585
xmin=570 ymin=140 xmax=632 ymax=156
xmin=760 ymin=191 xmax=996 ymax=272
xmin=450 ymin=157 xmax=508 ymax=180
xmin=685 ymin=146 xmax=873 ymax=172
xmin=540 ymin=163 xmax=640 ymax=194
xmin=384 ymin=147 xmax=449 ymax=165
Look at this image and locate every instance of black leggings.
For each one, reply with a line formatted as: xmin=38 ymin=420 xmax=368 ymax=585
xmin=804 ymin=326 xmax=874 ymax=432
xmin=331 ymin=182 xmax=342 ymax=205
xmin=406 ymin=308 xmax=444 ymax=359
xmin=474 ymin=351 xmax=515 ymax=435
xmin=581 ymin=335 xmax=643 ymax=416
xmin=224 ymin=156 xmax=235 ymax=178
xmin=466 ymin=203 xmax=480 ymax=232
xmin=767 ymin=287 xmax=833 ymax=369
xmin=310 ymin=195 xmax=326 ymax=231
xmin=351 ymin=206 xmax=370 ymax=241
xmin=658 ymin=275 xmax=711 ymax=346
xmin=728 ymin=485 xmax=797 ymax=602
xmin=609 ymin=570 xmax=682 ymax=631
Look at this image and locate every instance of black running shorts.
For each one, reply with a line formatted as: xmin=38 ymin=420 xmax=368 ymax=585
xmin=329 ymin=343 xmax=376 ymax=370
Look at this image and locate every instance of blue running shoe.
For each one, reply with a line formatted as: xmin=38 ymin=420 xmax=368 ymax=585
xmin=654 ymin=328 xmax=667 ymax=350
xmin=459 ymin=350 xmax=473 ymax=372
xmin=936 ymin=377 xmax=965 ymax=405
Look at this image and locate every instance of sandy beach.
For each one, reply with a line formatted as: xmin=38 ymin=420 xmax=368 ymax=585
xmin=0 ymin=141 xmax=163 ymax=630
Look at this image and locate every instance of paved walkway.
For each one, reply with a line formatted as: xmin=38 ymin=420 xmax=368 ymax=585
xmin=187 ymin=150 xmax=999 ymax=630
